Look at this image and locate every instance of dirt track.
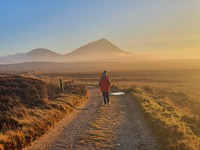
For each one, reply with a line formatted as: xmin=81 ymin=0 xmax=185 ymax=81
xmin=24 ymin=86 xmax=159 ymax=150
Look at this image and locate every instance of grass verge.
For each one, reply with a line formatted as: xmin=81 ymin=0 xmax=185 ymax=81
xmin=128 ymin=86 xmax=200 ymax=150
xmin=0 ymin=75 xmax=87 ymax=150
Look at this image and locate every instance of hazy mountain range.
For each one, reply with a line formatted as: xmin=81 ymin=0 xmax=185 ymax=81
xmin=0 ymin=38 xmax=135 ymax=64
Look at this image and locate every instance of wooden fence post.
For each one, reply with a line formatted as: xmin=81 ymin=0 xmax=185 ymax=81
xmin=60 ymin=79 xmax=63 ymax=92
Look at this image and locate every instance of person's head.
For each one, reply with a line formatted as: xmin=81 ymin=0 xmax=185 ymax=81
xmin=102 ymin=70 xmax=107 ymax=76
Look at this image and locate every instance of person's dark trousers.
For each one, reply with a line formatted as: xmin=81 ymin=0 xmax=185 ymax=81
xmin=102 ymin=92 xmax=109 ymax=105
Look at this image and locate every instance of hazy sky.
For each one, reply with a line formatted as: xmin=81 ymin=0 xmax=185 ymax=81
xmin=0 ymin=0 xmax=200 ymax=59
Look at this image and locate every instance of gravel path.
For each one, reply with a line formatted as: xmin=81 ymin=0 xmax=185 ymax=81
xmin=115 ymin=94 xmax=159 ymax=150
xmin=24 ymin=86 xmax=160 ymax=150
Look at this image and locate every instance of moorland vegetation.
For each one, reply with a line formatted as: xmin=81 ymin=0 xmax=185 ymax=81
xmin=109 ymin=70 xmax=200 ymax=150
xmin=0 ymin=75 xmax=87 ymax=150
xmin=30 ymin=70 xmax=200 ymax=149
xmin=127 ymin=85 xmax=200 ymax=150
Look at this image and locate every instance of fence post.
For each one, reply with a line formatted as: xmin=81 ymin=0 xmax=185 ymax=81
xmin=60 ymin=79 xmax=63 ymax=92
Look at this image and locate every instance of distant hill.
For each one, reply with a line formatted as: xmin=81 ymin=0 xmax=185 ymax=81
xmin=66 ymin=38 xmax=123 ymax=55
xmin=27 ymin=48 xmax=63 ymax=61
xmin=64 ymin=38 xmax=132 ymax=61
xmin=0 ymin=48 xmax=63 ymax=64
xmin=0 ymin=53 xmax=31 ymax=64
xmin=0 ymin=38 xmax=135 ymax=64
xmin=0 ymin=38 xmax=200 ymax=72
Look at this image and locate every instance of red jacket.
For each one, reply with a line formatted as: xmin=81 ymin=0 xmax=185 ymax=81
xmin=99 ymin=76 xmax=111 ymax=92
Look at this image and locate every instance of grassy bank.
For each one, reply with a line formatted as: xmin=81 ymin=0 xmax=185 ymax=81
xmin=0 ymin=75 xmax=87 ymax=150
xmin=128 ymin=86 xmax=200 ymax=150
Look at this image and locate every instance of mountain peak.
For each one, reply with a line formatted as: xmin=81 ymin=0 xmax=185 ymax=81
xmin=64 ymin=38 xmax=126 ymax=61
xmin=98 ymin=38 xmax=109 ymax=42
xmin=67 ymin=38 xmax=123 ymax=55
xmin=27 ymin=48 xmax=58 ymax=55
xmin=27 ymin=48 xmax=62 ymax=61
xmin=94 ymin=38 xmax=115 ymax=45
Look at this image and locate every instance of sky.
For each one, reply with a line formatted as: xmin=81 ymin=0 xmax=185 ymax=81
xmin=0 ymin=0 xmax=200 ymax=59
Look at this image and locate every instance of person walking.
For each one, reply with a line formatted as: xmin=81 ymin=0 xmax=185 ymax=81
xmin=99 ymin=70 xmax=111 ymax=106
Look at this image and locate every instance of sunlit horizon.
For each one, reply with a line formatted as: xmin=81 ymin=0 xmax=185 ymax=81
xmin=0 ymin=0 xmax=200 ymax=60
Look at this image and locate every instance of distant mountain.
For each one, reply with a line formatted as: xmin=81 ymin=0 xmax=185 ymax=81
xmin=64 ymin=38 xmax=131 ymax=61
xmin=0 ymin=48 xmax=63 ymax=64
xmin=67 ymin=38 xmax=123 ymax=55
xmin=27 ymin=48 xmax=63 ymax=61
xmin=0 ymin=38 xmax=135 ymax=64
xmin=0 ymin=53 xmax=31 ymax=64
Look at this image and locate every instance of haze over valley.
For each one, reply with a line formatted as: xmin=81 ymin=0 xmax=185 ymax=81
xmin=0 ymin=38 xmax=136 ymax=64
xmin=0 ymin=38 xmax=200 ymax=72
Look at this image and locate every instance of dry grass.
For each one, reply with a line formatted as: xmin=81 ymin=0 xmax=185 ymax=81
xmin=0 ymin=75 xmax=87 ymax=150
xmin=93 ymin=70 xmax=200 ymax=150
xmin=0 ymin=144 xmax=4 ymax=150
xmin=127 ymin=85 xmax=200 ymax=150
xmin=39 ymin=70 xmax=200 ymax=149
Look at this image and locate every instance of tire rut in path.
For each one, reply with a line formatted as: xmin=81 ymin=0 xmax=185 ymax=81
xmin=115 ymin=94 xmax=159 ymax=150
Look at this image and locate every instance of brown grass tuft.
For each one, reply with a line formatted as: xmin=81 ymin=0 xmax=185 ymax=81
xmin=0 ymin=144 xmax=4 ymax=150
